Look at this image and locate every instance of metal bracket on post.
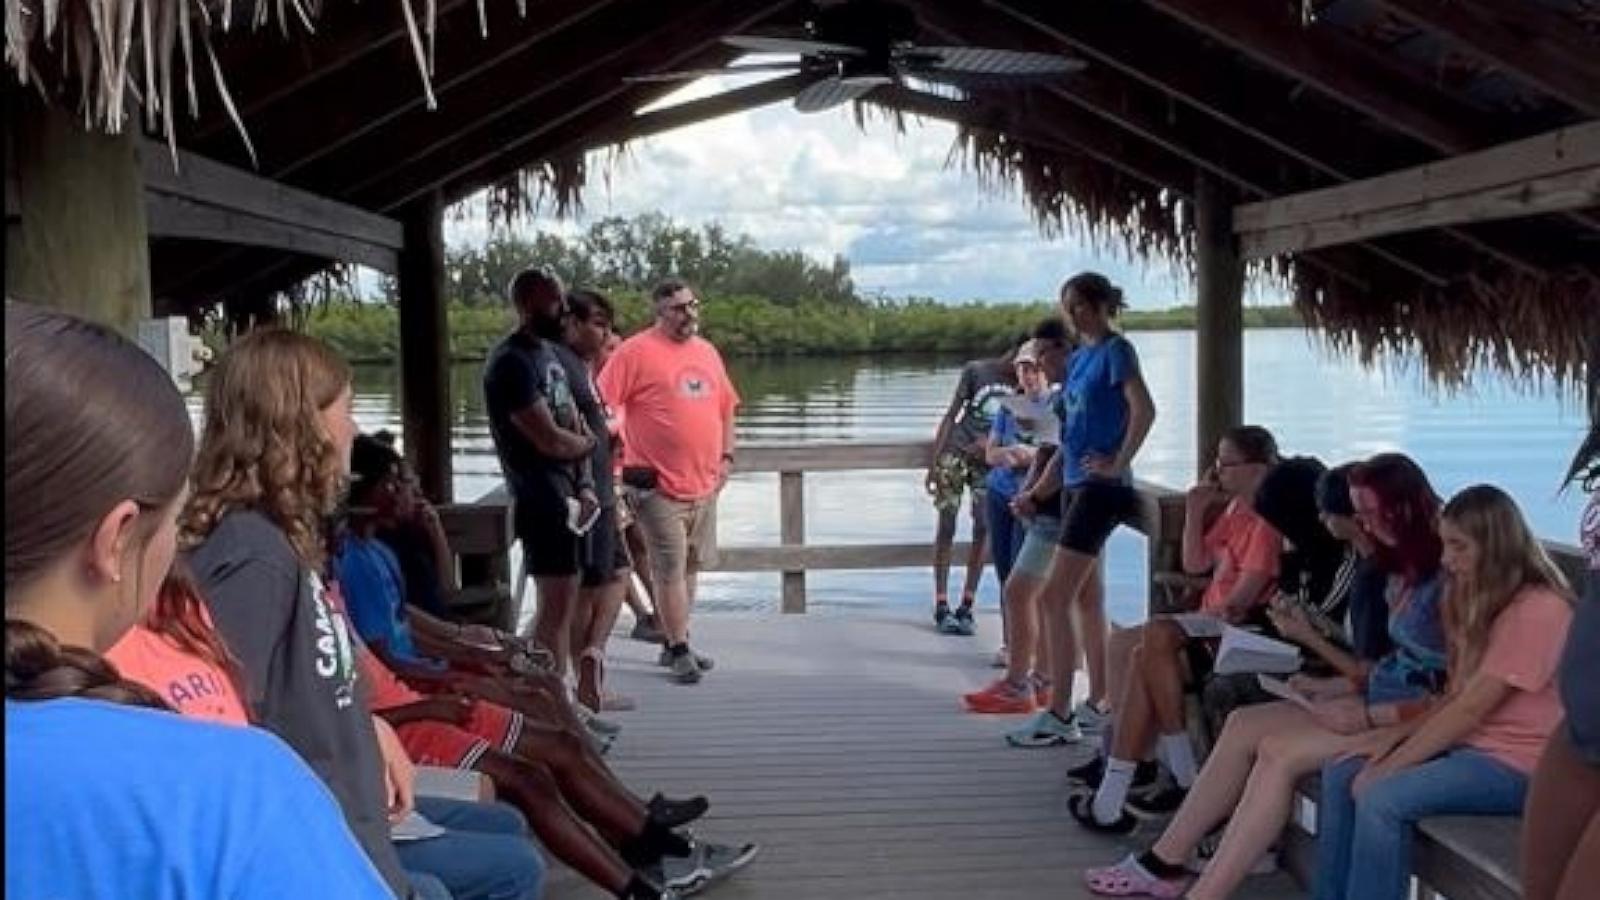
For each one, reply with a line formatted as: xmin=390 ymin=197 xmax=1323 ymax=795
xmin=136 ymin=316 xmax=210 ymax=391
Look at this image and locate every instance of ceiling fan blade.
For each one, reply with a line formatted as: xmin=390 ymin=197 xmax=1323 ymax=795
xmin=906 ymin=46 xmax=1086 ymax=77
xmin=793 ymin=76 xmax=881 ymax=113
xmin=624 ymin=62 xmax=804 ymax=83
xmin=723 ymin=34 xmax=864 ymax=56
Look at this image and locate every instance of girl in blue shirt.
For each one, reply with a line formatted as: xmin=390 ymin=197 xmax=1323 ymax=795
xmin=4 ymin=304 xmax=391 ymax=899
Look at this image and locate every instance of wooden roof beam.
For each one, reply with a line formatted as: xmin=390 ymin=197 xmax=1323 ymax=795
xmin=1141 ymin=0 xmax=1499 ymax=154
xmin=983 ymin=0 xmax=1559 ymax=280
xmin=142 ymin=139 xmax=403 ymax=273
xmin=1370 ymin=0 xmax=1600 ymax=117
xmin=189 ymin=0 xmax=478 ymax=142
xmin=231 ymin=0 xmax=630 ymax=178
xmin=911 ymin=6 xmax=1455 ymax=286
xmin=366 ymin=0 xmax=796 ymax=211
xmin=1235 ymin=122 xmax=1600 ymax=258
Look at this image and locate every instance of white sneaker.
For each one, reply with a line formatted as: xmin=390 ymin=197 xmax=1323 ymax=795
xmin=992 ymin=645 xmax=1009 ymax=669
xmin=1004 ymin=709 xmax=1084 ymax=748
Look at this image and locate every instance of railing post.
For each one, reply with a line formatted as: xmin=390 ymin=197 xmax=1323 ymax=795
xmin=780 ymin=470 xmax=806 ymax=613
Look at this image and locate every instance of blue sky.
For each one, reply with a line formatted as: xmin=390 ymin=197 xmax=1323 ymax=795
xmin=448 ymin=72 xmax=1215 ymax=308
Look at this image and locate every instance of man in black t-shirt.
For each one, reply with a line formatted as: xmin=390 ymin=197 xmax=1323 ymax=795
xmin=484 ymin=266 xmax=598 ymax=676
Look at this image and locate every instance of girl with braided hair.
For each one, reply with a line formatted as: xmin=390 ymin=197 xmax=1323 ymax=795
xmin=4 ymin=302 xmax=389 ymax=898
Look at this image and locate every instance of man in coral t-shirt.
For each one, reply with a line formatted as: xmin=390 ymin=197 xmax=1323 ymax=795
xmin=598 ymin=279 xmax=740 ymax=685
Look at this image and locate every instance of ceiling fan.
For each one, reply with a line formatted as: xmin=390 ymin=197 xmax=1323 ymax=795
xmin=624 ymin=0 xmax=1086 ymax=113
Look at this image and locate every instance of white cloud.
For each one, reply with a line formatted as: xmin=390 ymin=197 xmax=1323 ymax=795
xmin=446 ymin=72 xmax=1265 ymax=308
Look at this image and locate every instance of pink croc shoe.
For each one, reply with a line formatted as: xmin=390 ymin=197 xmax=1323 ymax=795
xmin=1084 ymin=854 xmax=1191 ymax=898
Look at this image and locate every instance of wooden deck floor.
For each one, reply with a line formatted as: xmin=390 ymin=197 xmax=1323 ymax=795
xmin=545 ymin=611 xmax=1304 ymax=900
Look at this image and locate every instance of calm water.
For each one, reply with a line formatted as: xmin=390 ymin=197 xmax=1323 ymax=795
xmin=239 ymin=329 xmax=1588 ymax=623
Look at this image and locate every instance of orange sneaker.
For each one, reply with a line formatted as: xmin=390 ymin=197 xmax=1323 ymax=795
xmin=964 ymin=679 xmax=1039 ymax=714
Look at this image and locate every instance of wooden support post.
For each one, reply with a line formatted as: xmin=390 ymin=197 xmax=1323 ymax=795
xmin=1194 ymin=173 xmax=1244 ymax=474
xmin=779 ymin=470 xmax=806 ymax=614
xmin=398 ymin=191 xmax=453 ymax=502
xmin=5 ymin=96 xmax=151 ymax=332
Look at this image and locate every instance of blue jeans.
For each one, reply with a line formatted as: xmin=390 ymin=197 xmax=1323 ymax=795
xmin=396 ymin=797 xmax=545 ymax=900
xmin=986 ymin=490 xmax=1026 ymax=587
xmin=1313 ymin=749 xmax=1526 ymax=900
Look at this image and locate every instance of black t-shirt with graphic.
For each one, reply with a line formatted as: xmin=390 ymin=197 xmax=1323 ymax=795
xmin=189 ymin=509 xmax=410 ymax=897
xmin=944 ymin=358 xmax=1015 ymax=460
xmin=484 ymin=329 xmax=584 ymax=513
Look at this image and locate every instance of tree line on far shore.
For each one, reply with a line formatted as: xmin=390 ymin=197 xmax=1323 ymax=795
xmin=293 ymin=213 xmax=1300 ymax=362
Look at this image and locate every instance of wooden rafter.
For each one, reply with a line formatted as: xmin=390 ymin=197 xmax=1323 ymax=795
xmin=1370 ymin=0 xmax=1600 ymax=116
xmin=142 ymin=140 xmax=403 ymax=272
xmin=366 ymin=0 xmax=795 ymax=211
xmin=1141 ymin=0 xmax=1500 ymax=153
xmin=1235 ymin=122 xmax=1600 ymax=258
xmin=981 ymin=0 xmax=1559 ymax=279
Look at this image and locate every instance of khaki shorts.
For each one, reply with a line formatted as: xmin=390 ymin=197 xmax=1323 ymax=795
xmin=626 ymin=487 xmax=718 ymax=586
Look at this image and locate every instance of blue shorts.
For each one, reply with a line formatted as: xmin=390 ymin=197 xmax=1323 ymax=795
xmin=1011 ymin=515 xmax=1062 ymax=579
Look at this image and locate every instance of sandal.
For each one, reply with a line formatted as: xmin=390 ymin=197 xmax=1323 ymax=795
xmin=1068 ymin=792 xmax=1139 ymax=835
xmin=1084 ymin=854 xmax=1191 ymax=897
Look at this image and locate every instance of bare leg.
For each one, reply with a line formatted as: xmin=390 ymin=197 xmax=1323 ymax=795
xmin=622 ymin=524 xmax=658 ymax=623
xmin=1187 ymin=725 xmax=1363 ymax=900
xmin=1523 ymin=728 xmax=1600 ymax=900
xmin=1043 ymin=548 xmax=1101 ymax=721
xmin=1109 ymin=647 xmax=1160 ymax=761
xmin=1151 ymin=702 xmax=1315 ymax=863
xmin=508 ymin=728 xmax=648 ymax=841
xmin=1104 ymin=625 xmax=1144 ymax=717
xmin=576 ymin=575 xmax=630 ymax=711
xmin=475 ymin=752 xmax=636 ymax=893
xmin=531 ymin=574 xmax=581 ymax=678
xmin=960 ymin=496 xmax=989 ymax=605
xmin=933 ymin=506 xmax=958 ymax=604
xmin=1073 ymin=561 xmax=1110 ymax=705
xmin=1139 ymin=618 xmax=1193 ymax=733
xmin=1002 ymin=572 xmax=1043 ymax=683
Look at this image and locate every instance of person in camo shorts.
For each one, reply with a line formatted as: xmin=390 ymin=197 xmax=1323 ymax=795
xmin=925 ymin=342 xmax=1019 ymax=635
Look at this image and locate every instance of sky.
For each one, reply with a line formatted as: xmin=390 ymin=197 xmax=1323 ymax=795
xmin=444 ymin=70 xmax=1214 ymax=308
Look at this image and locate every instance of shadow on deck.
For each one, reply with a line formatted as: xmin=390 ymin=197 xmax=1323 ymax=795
xmin=544 ymin=611 xmax=1303 ymax=900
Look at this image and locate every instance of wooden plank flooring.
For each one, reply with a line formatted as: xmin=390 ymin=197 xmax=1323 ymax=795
xmin=545 ymin=611 xmax=1304 ymax=899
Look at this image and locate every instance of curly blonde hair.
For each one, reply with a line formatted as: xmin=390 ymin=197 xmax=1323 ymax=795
xmin=181 ymin=329 xmax=351 ymax=569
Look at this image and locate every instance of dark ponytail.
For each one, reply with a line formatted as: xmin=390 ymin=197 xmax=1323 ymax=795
xmin=6 ymin=620 xmax=170 ymax=710
xmin=5 ymin=302 xmax=194 ymax=708
xmin=1060 ymin=271 xmax=1128 ymax=316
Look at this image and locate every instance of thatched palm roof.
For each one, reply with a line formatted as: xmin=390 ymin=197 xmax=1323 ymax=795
xmin=7 ymin=0 xmax=1599 ymax=385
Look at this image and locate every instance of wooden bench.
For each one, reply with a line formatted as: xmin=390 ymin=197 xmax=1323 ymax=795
xmin=1285 ymin=777 xmax=1522 ymax=900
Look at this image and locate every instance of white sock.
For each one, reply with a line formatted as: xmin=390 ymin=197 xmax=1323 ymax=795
xmin=1093 ymin=758 xmax=1136 ymax=823
xmin=1158 ymin=733 xmax=1198 ymax=789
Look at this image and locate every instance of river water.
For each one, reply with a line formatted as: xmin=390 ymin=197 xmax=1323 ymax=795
xmin=210 ymin=329 xmax=1588 ymax=623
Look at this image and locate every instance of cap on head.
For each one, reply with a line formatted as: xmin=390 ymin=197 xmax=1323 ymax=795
xmin=1013 ymin=339 xmax=1042 ymax=367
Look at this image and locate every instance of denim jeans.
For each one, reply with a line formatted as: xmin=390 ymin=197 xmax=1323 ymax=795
xmin=396 ymin=797 xmax=545 ymax=900
xmin=1313 ymin=748 xmax=1526 ymax=900
xmin=986 ymin=490 xmax=1027 ymax=587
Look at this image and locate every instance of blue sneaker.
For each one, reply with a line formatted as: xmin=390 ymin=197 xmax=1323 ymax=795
xmin=951 ymin=604 xmax=976 ymax=636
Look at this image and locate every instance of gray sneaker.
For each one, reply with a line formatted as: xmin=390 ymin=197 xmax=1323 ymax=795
xmin=631 ymin=615 xmax=664 ymax=644
xmin=654 ymin=840 xmax=760 ymax=896
xmin=671 ymin=650 xmax=702 ymax=684
xmin=658 ymin=647 xmax=715 ymax=671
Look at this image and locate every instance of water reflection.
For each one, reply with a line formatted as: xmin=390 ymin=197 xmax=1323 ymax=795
xmin=193 ymin=331 xmax=1587 ymax=620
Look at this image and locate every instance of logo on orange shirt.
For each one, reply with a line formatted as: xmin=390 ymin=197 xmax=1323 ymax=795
xmin=678 ymin=366 xmax=714 ymax=400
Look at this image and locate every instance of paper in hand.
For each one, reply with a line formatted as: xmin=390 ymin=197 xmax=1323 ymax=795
xmin=566 ymin=498 xmax=602 ymax=536
xmin=1256 ymin=674 xmax=1315 ymax=711
xmin=390 ymin=810 xmax=448 ymax=843
xmin=1171 ymin=613 xmax=1224 ymax=639
xmin=1000 ymin=394 xmax=1062 ymax=446
xmin=1214 ymin=625 xmax=1302 ymax=675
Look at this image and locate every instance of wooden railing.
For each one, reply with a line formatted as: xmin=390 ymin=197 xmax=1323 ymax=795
xmin=451 ymin=441 xmax=1183 ymax=615
xmin=442 ymin=440 xmax=1589 ymax=618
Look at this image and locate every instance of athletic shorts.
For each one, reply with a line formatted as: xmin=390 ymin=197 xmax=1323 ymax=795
xmin=581 ymin=506 xmax=631 ymax=588
xmin=1011 ymin=515 xmax=1062 ymax=580
xmin=1057 ymin=480 xmax=1139 ymax=556
xmin=396 ymin=700 xmax=524 ymax=770
xmin=929 ymin=451 xmax=986 ymax=513
xmin=515 ymin=494 xmax=581 ymax=578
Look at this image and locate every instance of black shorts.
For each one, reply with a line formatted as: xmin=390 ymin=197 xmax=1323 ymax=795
xmin=516 ymin=497 xmax=581 ymax=578
xmin=1057 ymin=480 xmax=1139 ymax=555
xmin=581 ymin=506 xmax=630 ymax=588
